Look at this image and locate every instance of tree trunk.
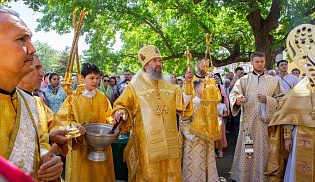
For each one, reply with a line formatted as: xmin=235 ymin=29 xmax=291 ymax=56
xmin=246 ymin=0 xmax=284 ymax=70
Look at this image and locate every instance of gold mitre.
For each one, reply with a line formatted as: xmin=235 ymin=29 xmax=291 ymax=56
xmin=138 ymin=45 xmax=162 ymax=67
xmin=287 ymin=24 xmax=315 ymax=83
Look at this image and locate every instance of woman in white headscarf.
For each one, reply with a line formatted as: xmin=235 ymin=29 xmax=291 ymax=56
xmin=268 ymin=70 xmax=276 ymax=77
xmin=43 ymin=72 xmax=67 ymax=113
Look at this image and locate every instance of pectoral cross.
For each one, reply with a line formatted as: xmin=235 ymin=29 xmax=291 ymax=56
xmin=154 ymin=104 xmax=169 ymax=115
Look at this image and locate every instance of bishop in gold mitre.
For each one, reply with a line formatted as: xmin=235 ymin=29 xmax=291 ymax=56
xmin=265 ymin=24 xmax=315 ymax=182
xmin=113 ymin=45 xmax=194 ymax=181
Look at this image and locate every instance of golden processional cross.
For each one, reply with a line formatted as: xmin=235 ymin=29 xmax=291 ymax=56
xmin=184 ymin=46 xmax=192 ymax=70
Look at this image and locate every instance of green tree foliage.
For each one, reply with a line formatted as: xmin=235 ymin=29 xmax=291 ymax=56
xmin=24 ymin=0 xmax=315 ymax=75
xmin=33 ymin=41 xmax=77 ymax=76
xmin=33 ymin=41 xmax=60 ymax=73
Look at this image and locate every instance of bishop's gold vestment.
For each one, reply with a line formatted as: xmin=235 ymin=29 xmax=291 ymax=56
xmin=265 ymin=77 xmax=315 ymax=182
xmin=0 ymin=89 xmax=51 ymax=181
xmin=113 ymin=69 xmax=193 ymax=182
xmin=230 ymin=72 xmax=284 ymax=182
xmin=57 ymin=90 xmax=115 ymax=182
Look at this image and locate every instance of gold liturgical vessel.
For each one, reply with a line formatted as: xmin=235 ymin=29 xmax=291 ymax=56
xmin=62 ymin=8 xmax=88 ymax=138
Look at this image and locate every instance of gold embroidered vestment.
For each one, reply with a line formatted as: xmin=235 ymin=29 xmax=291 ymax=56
xmin=113 ymin=69 xmax=193 ymax=181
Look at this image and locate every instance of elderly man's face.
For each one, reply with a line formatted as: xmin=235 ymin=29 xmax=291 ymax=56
xmin=0 ymin=13 xmax=36 ymax=78
xmin=224 ymin=81 xmax=230 ymax=88
xmin=19 ymin=57 xmax=45 ymax=90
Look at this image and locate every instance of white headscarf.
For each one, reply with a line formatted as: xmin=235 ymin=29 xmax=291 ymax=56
xmin=47 ymin=72 xmax=61 ymax=93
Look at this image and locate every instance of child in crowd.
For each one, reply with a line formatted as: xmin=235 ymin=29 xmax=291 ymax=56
xmin=179 ymin=79 xmax=219 ymax=182
xmin=57 ymin=63 xmax=115 ymax=182
xmin=215 ymin=98 xmax=228 ymax=158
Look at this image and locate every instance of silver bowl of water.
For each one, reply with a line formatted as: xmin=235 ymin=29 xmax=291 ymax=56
xmin=84 ymin=123 xmax=119 ymax=161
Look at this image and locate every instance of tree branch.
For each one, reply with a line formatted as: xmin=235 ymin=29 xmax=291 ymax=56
xmin=305 ymin=7 xmax=315 ymax=17
xmin=263 ymin=0 xmax=282 ymax=33
xmin=163 ymin=52 xmax=250 ymax=67
xmin=126 ymin=11 xmax=175 ymax=55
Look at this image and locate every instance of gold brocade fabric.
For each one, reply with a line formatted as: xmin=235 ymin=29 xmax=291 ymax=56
xmin=112 ymin=69 xmax=193 ymax=182
xmin=189 ymin=77 xmax=221 ymax=141
xmin=230 ymin=73 xmax=284 ymax=182
xmin=34 ymin=96 xmax=68 ymax=155
xmin=179 ymin=96 xmax=220 ymax=182
xmin=294 ymin=126 xmax=315 ymax=182
xmin=265 ymin=77 xmax=315 ymax=182
xmin=57 ymin=90 xmax=115 ymax=182
xmin=269 ymin=77 xmax=315 ymax=127
xmin=0 ymin=90 xmax=50 ymax=181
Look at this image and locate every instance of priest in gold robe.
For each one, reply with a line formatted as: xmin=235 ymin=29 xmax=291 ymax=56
xmin=17 ymin=54 xmax=72 ymax=155
xmin=230 ymin=52 xmax=285 ymax=181
xmin=113 ymin=45 xmax=194 ymax=181
xmin=265 ymin=77 xmax=315 ymax=182
xmin=58 ymin=63 xmax=115 ymax=182
xmin=0 ymin=6 xmax=64 ymax=181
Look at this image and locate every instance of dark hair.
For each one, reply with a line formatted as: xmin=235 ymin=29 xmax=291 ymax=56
xmin=109 ymin=76 xmax=116 ymax=85
xmin=193 ymin=79 xmax=203 ymax=90
xmin=102 ymin=75 xmax=109 ymax=81
xmin=291 ymin=68 xmax=300 ymax=74
xmin=81 ymin=63 xmax=100 ymax=78
xmin=124 ymin=70 xmax=131 ymax=74
xmin=214 ymin=73 xmax=222 ymax=84
xmin=250 ymin=52 xmax=266 ymax=62
xmin=49 ymin=72 xmax=59 ymax=81
xmin=277 ymin=60 xmax=288 ymax=67
xmin=235 ymin=67 xmax=244 ymax=73
xmin=44 ymin=72 xmax=50 ymax=79
xmin=0 ymin=5 xmax=20 ymax=17
xmin=99 ymin=70 xmax=104 ymax=77
xmin=125 ymin=79 xmax=130 ymax=82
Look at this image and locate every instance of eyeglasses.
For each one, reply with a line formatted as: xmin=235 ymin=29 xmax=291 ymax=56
xmin=103 ymin=80 xmax=109 ymax=82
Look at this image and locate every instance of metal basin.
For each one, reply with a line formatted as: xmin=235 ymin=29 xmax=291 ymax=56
xmin=84 ymin=123 xmax=119 ymax=161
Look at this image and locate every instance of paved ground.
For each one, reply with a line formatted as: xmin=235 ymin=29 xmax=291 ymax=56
xmin=61 ymin=127 xmax=237 ymax=182
xmin=116 ymin=130 xmax=237 ymax=182
xmin=216 ymin=131 xmax=237 ymax=182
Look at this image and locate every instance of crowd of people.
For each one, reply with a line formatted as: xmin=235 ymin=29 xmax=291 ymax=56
xmin=0 ymin=4 xmax=313 ymax=182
